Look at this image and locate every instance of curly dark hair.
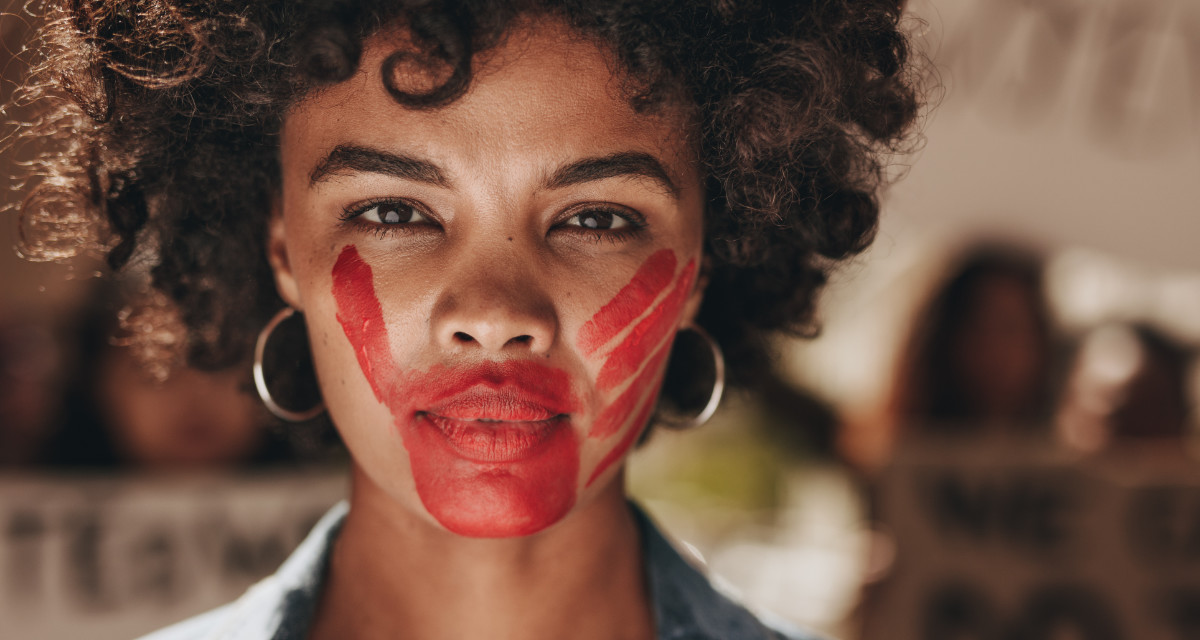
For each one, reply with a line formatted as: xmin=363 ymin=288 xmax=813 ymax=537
xmin=11 ymin=0 xmax=922 ymax=393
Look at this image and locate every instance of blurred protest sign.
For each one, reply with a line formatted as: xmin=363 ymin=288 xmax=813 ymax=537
xmin=0 ymin=470 xmax=346 ymax=640
xmin=862 ymin=437 xmax=1200 ymax=640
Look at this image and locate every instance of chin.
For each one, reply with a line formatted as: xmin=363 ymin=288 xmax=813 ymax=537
xmin=405 ymin=414 xmax=582 ymax=538
xmin=425 ymin=485 xmax=576 ymax=538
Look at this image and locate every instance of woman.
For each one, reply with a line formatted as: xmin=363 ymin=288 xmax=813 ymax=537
xmin=41 ymin=280 xmax=296 ymax=470
xmin=891 ymin=245 xmax=1057 ymax=436
xmin=14 ymin=1 xmax=920 ymax=638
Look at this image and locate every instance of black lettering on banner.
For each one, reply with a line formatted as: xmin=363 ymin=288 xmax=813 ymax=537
xmin=921 ymin=580 xmax=999 ymax=640
xmin=1126 ymin=486 xmax=1200 ymax=565
xmin=193 ymin=509 xmax=323 ymax=587
xmin=63 ymin=507 xmax=114 ymax=612
xmin=921 ymin=582 xmax=1124 ymax=640
xmin=5 ymin=509 xmax=46 ymax=603
xmin=1160 ymin=587 xmax=1200 ymax=640
xmin=128 ymin=526 xmax=180 ymax=605
xmin=920 ymin=471 xmax=1076 ymax=553
xmin=1007 ymin=584 xmax=1124 ymax=640
xmin=219 ymin=526 xmax=291 ymax=582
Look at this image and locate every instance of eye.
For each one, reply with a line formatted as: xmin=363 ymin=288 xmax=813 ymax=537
xmin=359 ymin=201 xmax=429 ymax=225
xmin=564 ymin=208 xmax=631 ymax=231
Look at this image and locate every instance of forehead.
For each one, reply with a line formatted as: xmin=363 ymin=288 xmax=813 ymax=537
xmin=282 ymin=17 xmax=694 ymax=173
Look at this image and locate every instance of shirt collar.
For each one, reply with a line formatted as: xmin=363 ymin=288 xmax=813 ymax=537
xmin=634 ymin=503 xmax=803 ymax=640
xmin=215 ymin=500 xmax=806 ymax=640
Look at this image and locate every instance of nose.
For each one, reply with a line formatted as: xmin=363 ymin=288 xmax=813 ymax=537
xmin=431 ymin=260 xmax=558 ymax=356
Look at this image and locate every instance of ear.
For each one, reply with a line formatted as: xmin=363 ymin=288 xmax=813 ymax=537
xmin=678 ymin=253 xmax=710 ymax=329
xmin=267 ymin=195 xmax=303 ymax=310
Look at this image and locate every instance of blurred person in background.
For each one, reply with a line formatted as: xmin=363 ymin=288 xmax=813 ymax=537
xmin=1057 ymin=323 xmax=1195 ymax=456
xmin=0 ymin=312 xmax=60 ymax=466
xmin=39 ymin=281 xmax=295 ymax=469
xmin=849 ymin=243 xmax=1064 ymax=631
xmin=846 ymin=243 xmax=1061 ymax=475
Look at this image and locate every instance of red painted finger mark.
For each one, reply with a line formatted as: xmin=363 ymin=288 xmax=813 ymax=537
xmin=578 ymin=249 xmax=676 ymax=355
xmin=333 ymin=245 xmax=393 ymax=402
xmin=596 ymin=260 xmax=696 ymax=392
xmin=588 ymin=337 xmax=671 ymax=439
xmin=586 ymin=380 xmax=662 ymax=487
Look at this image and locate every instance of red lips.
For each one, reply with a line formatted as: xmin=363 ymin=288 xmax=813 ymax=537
xmin=416 ymin=363 xmax=578 ymax=463
xmin=396 ymin=361 xmax=582 ymax=536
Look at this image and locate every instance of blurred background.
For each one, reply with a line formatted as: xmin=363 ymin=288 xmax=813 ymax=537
xmin=3 ymin=0 xmax=1200 ymax=638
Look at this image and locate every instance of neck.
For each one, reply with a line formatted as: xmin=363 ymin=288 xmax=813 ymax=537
xmin=309 ymin=466 xmax=656 ymax=640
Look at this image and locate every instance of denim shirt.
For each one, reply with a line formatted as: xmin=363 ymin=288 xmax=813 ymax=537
xmin=138 ymin=502 xmax=827 ymax=640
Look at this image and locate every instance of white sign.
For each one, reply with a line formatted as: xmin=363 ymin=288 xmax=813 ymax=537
xmin=0 ymin=470 xmax=347 ymax=640
xmin=863 ymin=439 xmax=1200 ymax=640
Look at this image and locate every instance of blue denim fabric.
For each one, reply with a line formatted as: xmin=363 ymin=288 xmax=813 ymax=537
xmin=138 ymin=501 xmax=827 ymax=640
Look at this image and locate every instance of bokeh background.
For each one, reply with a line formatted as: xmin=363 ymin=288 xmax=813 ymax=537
xmin=3 ymin=0 xmax=1199 ymax=638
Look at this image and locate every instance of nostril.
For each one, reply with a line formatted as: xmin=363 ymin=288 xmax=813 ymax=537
xmin=505 ymin=335 xmax=533 ymax=347
xmin=453 ymin=331 xmax=476 ymax=343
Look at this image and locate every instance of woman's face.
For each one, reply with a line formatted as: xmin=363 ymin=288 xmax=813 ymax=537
xmin=270 ymin=18 xmax=705 ymax=537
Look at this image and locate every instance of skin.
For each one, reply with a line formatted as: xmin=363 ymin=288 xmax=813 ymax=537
xmin=268 ymin=17 xmax=705 ymax=640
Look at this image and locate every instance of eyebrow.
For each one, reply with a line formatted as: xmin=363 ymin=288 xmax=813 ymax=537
xmin=545 ymin=152 xmax=680 ymax=200
xmin=310 ymin=145 xmax=450 ymax=187
xmin=309 ymin=145 xmax=679 ymax=200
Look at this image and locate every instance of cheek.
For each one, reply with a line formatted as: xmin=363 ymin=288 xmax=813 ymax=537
xmin=578 ymin=250 xmax=697 ymax=486
xmin=332 ymin=246 xmax=391 ymax=403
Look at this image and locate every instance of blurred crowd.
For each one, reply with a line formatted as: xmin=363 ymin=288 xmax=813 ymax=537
xmin=843 ymin=241 xmax=1197 ymax=476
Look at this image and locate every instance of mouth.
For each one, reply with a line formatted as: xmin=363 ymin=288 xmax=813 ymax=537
xmin=406 ymin=360 xmax=580 ymax=463
xmin=419 ymin=412 xmax=568 ymax=463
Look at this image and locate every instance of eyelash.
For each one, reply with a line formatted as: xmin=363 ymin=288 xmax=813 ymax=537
xmin=338 ymin=199 xmax=648 ymax=243
xmin=557 ymin=204 xmax=647 ymax=244
xmin=339 ymin=198 xmax=435 ymax=239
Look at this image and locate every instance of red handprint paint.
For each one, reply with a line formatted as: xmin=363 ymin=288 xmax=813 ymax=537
xmin=331 ymin=244 xmax=698 ymax=535
xmin=333 ymin=245 xmax=581 ymax=538
xmin=577 ymin=249 xmax=675 ymax=355
xmin=595 ymin=261 xmax=696 ymax=391
xmin=581 ymin=253 xmax=697 ymax=485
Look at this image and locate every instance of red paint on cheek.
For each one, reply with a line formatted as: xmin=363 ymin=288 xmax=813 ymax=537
xmin=586 ymin=379 xmax=662 ymax=487
xmin=577 ymin=249 xmax=675 ymax=355
xmin=581 ymin=254 xmax=700 ymax=487
xmin=588 ymin=339 xmax=672 ymax=439
xmin=331 ymin=244 xmax=582 ymax=538
xmin=595 ymin=260 xmax=696 ymax=391
xmin=332 ymin=245 xmax=392 ymax=402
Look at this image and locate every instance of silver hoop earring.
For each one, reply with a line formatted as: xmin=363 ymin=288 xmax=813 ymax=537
xmin=660 ymin=325 xmax=725 ymax=430
xmin=253 ymin=307 xmax=325 ymax=422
